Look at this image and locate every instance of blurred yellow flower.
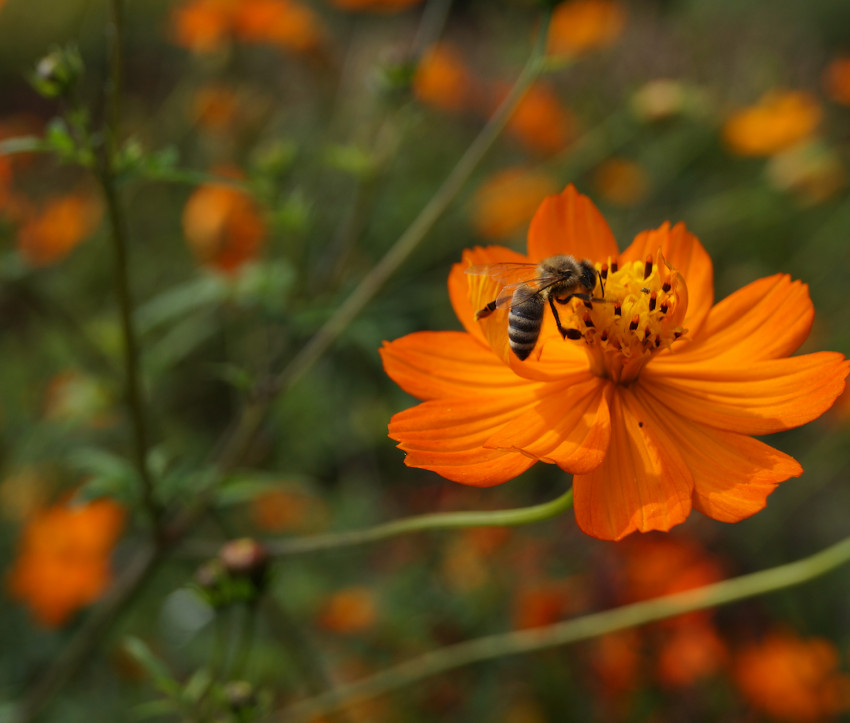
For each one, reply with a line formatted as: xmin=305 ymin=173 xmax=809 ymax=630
xmin=470 ymin=167 xmax=558 ymax=240
xmin=547 ymin=0 xmax=626 ymax=58
xmin=723 ymin=91 xmax=822 ymax=157
xmin=766 ymin=142 xmax=845 ymax=206
xmin=8 ymin=497 xmax=126 ymax=627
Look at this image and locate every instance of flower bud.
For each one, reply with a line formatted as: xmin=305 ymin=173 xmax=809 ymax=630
xmin=31 ymin=46 xmax=84 ymax=99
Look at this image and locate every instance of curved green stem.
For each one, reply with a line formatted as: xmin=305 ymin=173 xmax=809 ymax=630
xmin=270 ymin=533 xmax=850 ymax=722
xmin=263 ymin=487 xmax=573 ymax=557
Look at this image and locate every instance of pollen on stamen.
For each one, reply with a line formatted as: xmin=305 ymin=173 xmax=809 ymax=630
xmin=628 ymin=315 xmax=639 ymax=331
xmin=600 ymin=263 xmax=609 ymax=280
xmin=648 ymin=291 xmax=657 ymax=312
xmin=644 ymin=257 xmax=653 ymax=279
xmin=610 ymin=260 xmax=619 ymax=273
xmin=662 ymin=281 xmax=671 ymax=292
xmin=614 ymin=302 xmax=622 ymax=317
xmin=660 ymin=302 xmax=668 ymax=314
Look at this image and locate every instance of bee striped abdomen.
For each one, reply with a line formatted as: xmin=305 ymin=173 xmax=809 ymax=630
xmin=507 ymin=293 xmax=545 ymax=361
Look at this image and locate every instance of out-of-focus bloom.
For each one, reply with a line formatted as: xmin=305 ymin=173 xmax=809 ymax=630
xmin=470 ymin=167 xmax=558 ymax=240
xmin=43 ymin=370 xmax=115 ymax=428
xmin=723 ymin=91 xmax=822 ymax=157
xmin=232 ymin=0 xmax=324 ymax=54
xmin=823 ymin=57 xmax=850 ymax=106
xmin=439 ymin=527 xmax=509 ymax=593
xmin=513 ymin=580 xmax=576 ymax=630
xmin=171 ymin=0 xmax=234 ymax=53
xmin=505 ymin=83 xmax=575 ymax=156
xmin=317 ymin=587 xmax=378 ymax=633
xmin=766 ymin=142 xmax=845 ymax=206
xmin=17 ymin=193 xmax=102 ymax=267
xmin=381 ymin=185 xmax=848 ymax=540
xmin=7 ymin=497 xmax=125 ymax=627
xmin=592 ymin=158 xmax=650 ymax=206
xmin=657 ymin=621 xmax=727 ymax=688
xmin=250 ymin=486 xmax=328 ymax=532
xmin=192 ymin=85 xmax=240 ymax=133
xmin=182 ymin=177 xmax=266 ymax=273
xmin=413 ymin=43 xmax=476 ymax=114
xmin=547 ymin=0 xmax=626 ymax=58
xmin=631 ymin=79 xmax=690 ymax=123
xmin=733 ymin=632 xmax=850 ymax=722
xmin=171 ymin=0 xmax=324 ymax=55
xmin=590 ymin=630 xmax=642 ymax=698
xmin=328 ymin=0 xmax=424 ymax=12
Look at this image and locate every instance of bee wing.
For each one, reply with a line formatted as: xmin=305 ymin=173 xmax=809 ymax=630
xmin=468 ymin=262 xmax=566 ymax=311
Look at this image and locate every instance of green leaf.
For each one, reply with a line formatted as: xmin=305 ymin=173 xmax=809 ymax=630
xmin=123 ymin=637 xmax=182 ymax=699
xmin=135 ymin=275 xmax=228 ymax=334
xmin=0 ymin=136 xmax=50 ymax=156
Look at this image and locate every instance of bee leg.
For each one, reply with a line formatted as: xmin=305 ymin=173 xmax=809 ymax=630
xmin=475 ymin=301 xmax=498 ymax=321
xmin=548 ymin=295 xmax=570 ymax=339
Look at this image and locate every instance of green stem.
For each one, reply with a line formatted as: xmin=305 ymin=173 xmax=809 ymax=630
xmin=262 ymin=487 xmax=573 ymax=557
xmin=271 ymin=533 xmax=850 ymax=722
xmin=96 ymin=0 xmax=160 ymax=533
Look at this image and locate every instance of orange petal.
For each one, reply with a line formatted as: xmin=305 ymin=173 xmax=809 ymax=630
xmin=572 ymin=388 xmax=693 ymax=540
xmin=486 ymin=376 xmax=611 ymax=474
xmin=641 ymin=352 xmax=849 ymax=435
xmin=654 ymin=274 xmax=813 ymax=365
xmin=527 ymin=185 xmax=620 ymax=262
xmin=388 ymin=393 xmax=540 ymax=486
xmin=632 ymin=385 xmax=802 ymax=522
xmin=621 ymin=222 xmax=713 ymax=338
xmin=380 ymin=331 xmax=524 ymax=401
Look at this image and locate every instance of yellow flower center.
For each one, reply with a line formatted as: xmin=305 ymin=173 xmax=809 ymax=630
xmin=565 ymin=249 xmax=688 ymax=384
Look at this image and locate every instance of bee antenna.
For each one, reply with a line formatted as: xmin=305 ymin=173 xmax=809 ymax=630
xmin=596 ymin=269 xmax=606 ymax=298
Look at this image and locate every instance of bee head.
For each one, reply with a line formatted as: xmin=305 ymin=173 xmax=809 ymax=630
xmin=578 ymin=260 xmax=600 ymax=294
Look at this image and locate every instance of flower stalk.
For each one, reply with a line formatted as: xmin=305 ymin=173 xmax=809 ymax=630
xmin=272 ymin=532 xmax=850 ymax=722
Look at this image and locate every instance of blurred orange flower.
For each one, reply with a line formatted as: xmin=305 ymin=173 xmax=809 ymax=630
xmin=381 ymin=185 xmax=848 ymax=540
xmin=17 ymin=193 xmax=102 ymax=267
xmin=505 ymin=83 xmax=575 ymax=156
xmin=657 ymin=621 xmax=727 ymax=688
xmin=823 ymin=57 xmax=850 ymax=106
xmin=182 ymin=178 xmax=266 ymax=272
xmin=592 ymin=158 xmax=650 ymax=206
xmin=233 ymin=0 xmax=324 ymax=53
xmin=7 ymin=497 xmax=126 ymax=627
xmin=172 ymin=0 xmax=323 ymax=55
xmin=733 ymin=632 xmax=850 ymax=722
xmin=724 ymin=91 xmax=822 ymax=157
xmin=317 ymin=587 xmax=378 ymax=633
xmin=766 ymin=142 xmax=846 ymax=206
xmin=413 ymin=43 xmax=476 ymax=114
xmin=547 ymin=0 xmax=626 ymax=58
xmin=250 ymin=487 xmax=328 ymax=532
xmin=192 ymin=85 xmax=240 ymax=133
xmin=470 ymin=167 xmax=558 ymax=240
xmin=329 ymin=0 xmax=424 ymax=12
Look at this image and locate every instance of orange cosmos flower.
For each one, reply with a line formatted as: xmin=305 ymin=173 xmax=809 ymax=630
xmin=17 ymin=193 xmax=102 ymax=267
xmin=470 ymin=167 xmax=558 ymax=240
xmin=592 ymin=157 xmax=650 ymax=206
xmin=723 ymin=90 xmax=822 ymax=157
xmin=504 ymin=83 xmax=575 ymax=156
xmin=733 ymin=632 xmax=850 ymax=722
xmin=823 ymin=57 xmax=850 ymax=106
xmin=329 ymin=0 xmax=423 ymax=12
xmin=171 ymin=0 xmax=236 ymax=53
xmin=317 ymin=586 xmax=379 ymax=633
xmin=7 ymin=497 xmax=126 ymax=627
xmin=547 ymin=0 xmax=626 ymax=58
xmin=380 ymin=186 xmax=849 ymax=540
xmin=413 ymin=43 xmax=476 ymax=115
xmin=182 ymin=177 xmax=266 ymax=272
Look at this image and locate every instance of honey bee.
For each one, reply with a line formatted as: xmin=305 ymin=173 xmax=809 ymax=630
xmin=467 ymin=255 xmax=603 ymax=361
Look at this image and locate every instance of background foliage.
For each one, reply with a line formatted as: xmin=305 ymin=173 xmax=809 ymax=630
xmin=2 ymin=0 xmax=850 ymax=720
